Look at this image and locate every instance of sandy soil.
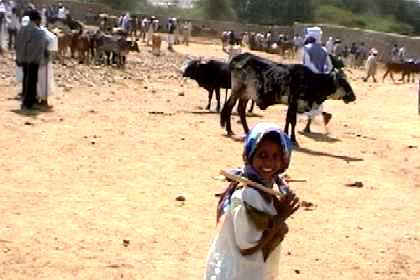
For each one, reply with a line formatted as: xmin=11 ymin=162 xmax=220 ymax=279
xmin=0 ymin=37 xmax=419 ymax=280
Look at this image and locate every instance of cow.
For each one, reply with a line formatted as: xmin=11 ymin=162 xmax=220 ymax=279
xmin=95 ymin=35 xmax=131 ymax=66
xmin=56 ymin=31 xmax=73 ymax=64
xmin=71 ymin=32 xmax=91 ymax=64
xmin=220 ymin=53 xmax=356 ymax=145
xmin=382 ymin=61 xmax=420 ymax=83
xmin=181 ymin=58 xmax=255 ymax=113
xmin=182 ymin=59 xmax=231 ymax=112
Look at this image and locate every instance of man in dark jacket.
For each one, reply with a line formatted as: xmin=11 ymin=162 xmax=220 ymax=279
xmin=16 ymin=10 xmax=48 ymax=111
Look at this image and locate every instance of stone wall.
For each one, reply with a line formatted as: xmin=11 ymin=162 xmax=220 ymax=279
xmin=294 ymin=23 xmax=420 ymax=61
xmin=32 ymin=0 xmax=119 ymax=19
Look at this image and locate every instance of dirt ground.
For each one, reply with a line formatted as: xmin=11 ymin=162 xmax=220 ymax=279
xmin=0 ymin=37 xmax=419 ymax=280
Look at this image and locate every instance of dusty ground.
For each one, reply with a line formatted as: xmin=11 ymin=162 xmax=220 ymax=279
xmin=0 ymin=37 xmax=419 ymax=280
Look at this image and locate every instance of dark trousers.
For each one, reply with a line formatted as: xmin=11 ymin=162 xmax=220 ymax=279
xmin=22 ymin=63 xmax=39 ymax=109
xmin=8 ymin=29 xmax=17 ymax=50
xmin=0 ymin=18 xmax=3 ymax=53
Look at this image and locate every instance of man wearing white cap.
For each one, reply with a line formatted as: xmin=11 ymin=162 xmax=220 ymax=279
xmin=37 ymin=25 xmax=57 ymax=109
xmin=363 ymin=48 xmax=378 ymax=83
xmin=302 ymin=26 xmax=334 ymax=133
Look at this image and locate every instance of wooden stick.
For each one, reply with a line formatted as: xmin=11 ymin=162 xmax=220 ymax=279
xmin=219 ymin=170 xmax=285 ymax=199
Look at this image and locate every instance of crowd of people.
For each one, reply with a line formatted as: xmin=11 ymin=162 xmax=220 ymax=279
xmin=113 ymin=13 xmax=193 ymax=51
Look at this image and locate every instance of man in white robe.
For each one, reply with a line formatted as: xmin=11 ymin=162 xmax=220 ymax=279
xmin=37 ymin=26 xmax=57 ymax=108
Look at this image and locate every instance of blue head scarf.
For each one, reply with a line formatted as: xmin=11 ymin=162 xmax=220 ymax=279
xmin=242 ymin=123 xmax=292 ymax=186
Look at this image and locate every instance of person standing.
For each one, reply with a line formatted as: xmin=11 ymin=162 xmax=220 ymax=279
xmin=325 ymin=36 xmax=334 ymax=54
xmin=363 ymin=48 xmax=378 ymax=83
xmin=146 ymin=16 xmax=156 ymax=46
xmin=15 ymin=10 xmax=47 ymax=111
xmin=0 ymin=0 xmax=6 ymax=54
xmin=37 ymin=25 xmax=57 ymax=109
xmin=398 ymin=45 xmax=406 ymax=63
xmin=57 ymin=3 xmax=66 ymax=23
xmin=391 ymin=44 xmax=399 ymax=63
xmin=333 ymin=38 xmax=344 ymax=58
xmin=167 ymin=18 xmax=176 ymax=51
xmin=302 ymin=27 xmax=334 ymax=133
xmin=349 ymin=42 xmax=358 ymax=68
xmin=206 ymin=122 xmax=299 ymax=280
xmin=357 ymin=42 xmax=368 ymax=68
xmin=6 ymin=7 xmax=18 ymax=50
xmin=182 ymin=20 xmax=191 ymax=46
xmin=140 ymin=17 xmax=149 ymax=42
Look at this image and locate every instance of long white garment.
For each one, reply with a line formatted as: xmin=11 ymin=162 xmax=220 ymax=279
xmin=205 ymin=188 xmax=281 ymax=280
xmin=37 ymin=27 xmax=58 ymax=100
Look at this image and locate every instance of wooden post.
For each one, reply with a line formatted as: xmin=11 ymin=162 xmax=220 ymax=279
xmin=418 ymin=79 xmax=420 ymax=115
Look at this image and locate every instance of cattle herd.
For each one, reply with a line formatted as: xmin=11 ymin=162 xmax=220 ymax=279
xmin=53 ymin=22 xmax=139 ymax=67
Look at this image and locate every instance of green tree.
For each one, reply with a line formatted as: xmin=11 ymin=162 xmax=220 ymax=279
xmin=198 ymin=0 xmax=236 ymax=20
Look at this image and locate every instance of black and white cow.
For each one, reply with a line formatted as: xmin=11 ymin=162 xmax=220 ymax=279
xmin=182 ymin=58 xmax=231 ymax=112
xmin=220 ymin=53 xmax=356 ymax=145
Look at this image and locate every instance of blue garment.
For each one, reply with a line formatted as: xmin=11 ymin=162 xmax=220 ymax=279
xmin=244 ymin=122 xmax=292 ymax=171
xmin=217 ymin=123 xmax=292 ymax=222
xmin=304 ymin=43 xmax=328 ymax=73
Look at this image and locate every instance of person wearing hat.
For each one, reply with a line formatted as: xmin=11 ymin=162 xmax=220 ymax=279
xmin=333 ymin=38 xmax=344 ymax=57
xmin=146 ymin=16 xmax=156 ymax=46
xmin=363 ymin=48 xmax=378 ymax=83
xmin=167 ymin=17 xmax=176 ymax=51
xmin=302 ymin=27 xmax=334 ymax=133
xmin=206 ymin=122 xmax=299 ymax=280
xmin=15 ymin=10 xmax=48 ymax=111
xmin=325 ymin=36 xmax=334 ymax=54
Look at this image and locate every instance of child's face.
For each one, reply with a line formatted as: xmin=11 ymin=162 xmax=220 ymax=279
xmin=251 ymin=138 xmax=284 ymax=182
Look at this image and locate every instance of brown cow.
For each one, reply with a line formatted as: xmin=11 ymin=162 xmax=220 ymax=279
xmin=71 ymin=32 xmax=91 ymax=64
xmin=382 ymin=62 xmax=420 ymax=83
xmin=56 ymin=32 xmax=73 ymax=64
xmin=95 ymin=34 xmax=131 ymax=66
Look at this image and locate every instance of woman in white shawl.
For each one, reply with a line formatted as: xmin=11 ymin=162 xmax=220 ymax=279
xmin=206 ymin=123 xmax=300 ymax=280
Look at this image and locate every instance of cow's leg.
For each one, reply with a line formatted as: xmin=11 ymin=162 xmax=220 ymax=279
xmin=286 ymin=103 xmax=299 ymax=145
xmin=86 ymin=51 xmax=90 ymax=65
xmin=303 ymin=118 xmax=312 ymax=133
xmin=382 ymin=69 xmax=389 ymax=82
xmin=248 ymin=100 xmax=255 ymax=113
xmin=221 ymin=95 xmax=238 ymax=136
xmin=206 ymin=89 xmax=213 ymax=110
xmin=390 ymin=72 xmax=395 ymax=83
xmin=215 ymin=88 xmax=221 ymax=112
xmin=238 ymin=98 xmax=250 ymax=134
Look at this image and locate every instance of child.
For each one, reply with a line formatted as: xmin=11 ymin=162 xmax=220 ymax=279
xmin=363 ymin=48 xmax=378 ymax=83
xmin=205 ymin=123 xmax=300 ymax=280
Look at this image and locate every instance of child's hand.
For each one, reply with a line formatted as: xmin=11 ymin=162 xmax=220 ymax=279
xmin=274 ymin=191 xmax=300 ymax=223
